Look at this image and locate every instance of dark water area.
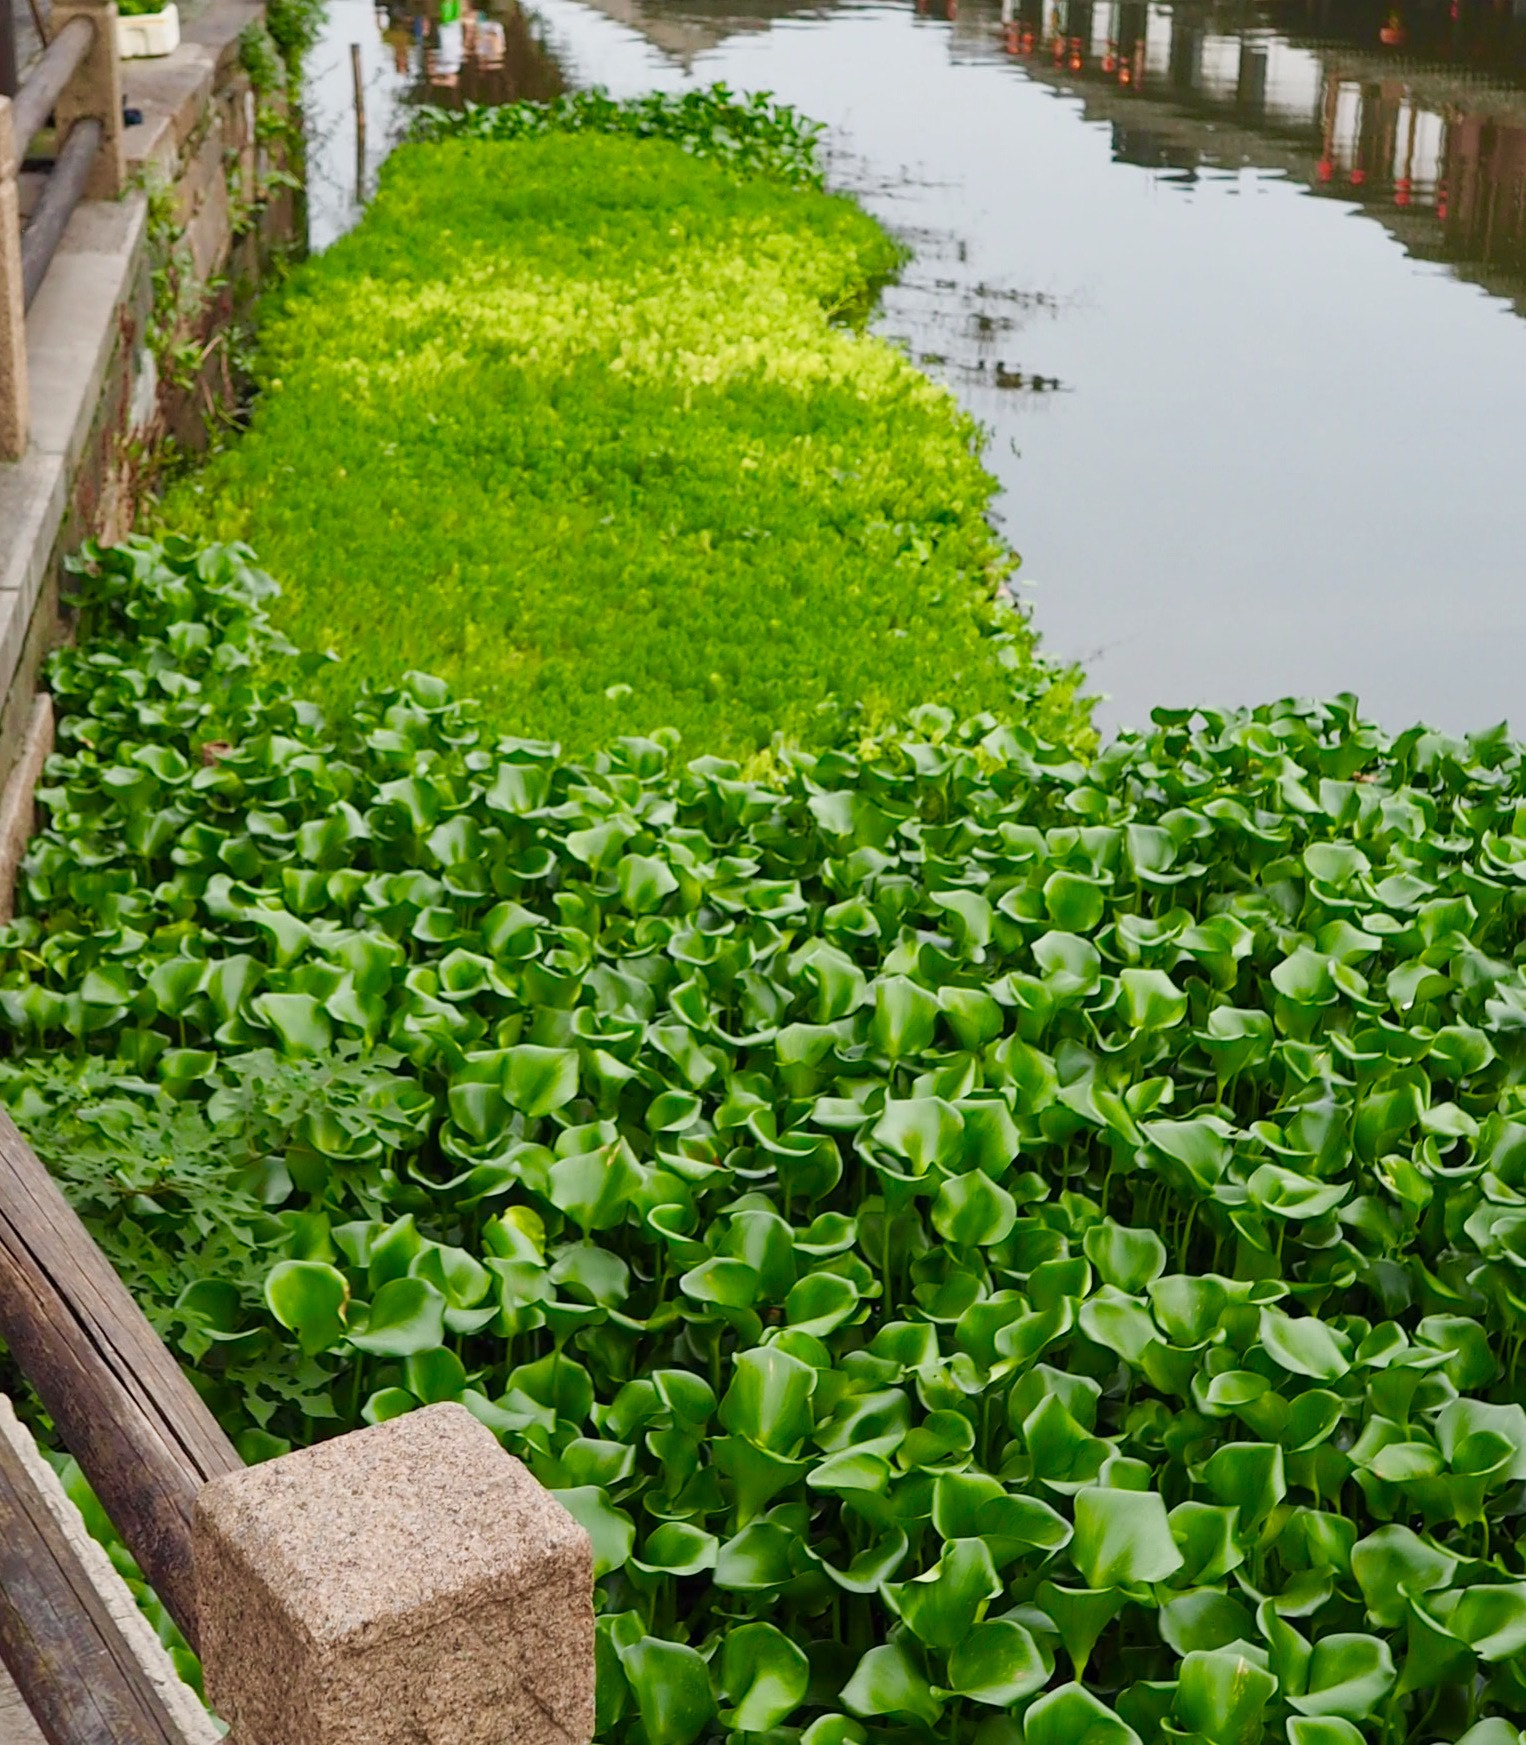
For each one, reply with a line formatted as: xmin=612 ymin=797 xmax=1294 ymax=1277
xmin=311 ymin=0 xmax=1526 ymax=734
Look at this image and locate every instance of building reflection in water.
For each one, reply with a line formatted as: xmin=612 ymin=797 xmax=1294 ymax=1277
xmin=961 ymin=0 xmax=1526 ymax=307
xmin=376 ymin=0 xmax=566 ymax=101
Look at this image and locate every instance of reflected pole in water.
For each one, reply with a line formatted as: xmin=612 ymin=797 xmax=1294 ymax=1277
xmin=0 ymin=0 xmax=16 ymax=97
xmin=352 ymin=41 xmax=367 ymax=207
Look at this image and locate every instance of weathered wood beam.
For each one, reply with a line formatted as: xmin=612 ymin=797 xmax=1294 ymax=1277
xmin=0 ymin=1111 xmax=241 ymax=1651
xmin=0 ymin=1399 xmax=205 ymax=1745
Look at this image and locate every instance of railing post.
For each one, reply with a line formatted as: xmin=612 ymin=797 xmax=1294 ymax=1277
xmin=0 ymin=99 xmax=26 ymax=462
xmin=49 ymin=0 xmax=123 ymax=200
xmin=193 ymin=1405 xmax=596 ymax=1745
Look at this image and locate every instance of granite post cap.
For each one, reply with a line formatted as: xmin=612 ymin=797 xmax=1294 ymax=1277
xmin=192 ymin=1402 xmax=595 ymax=1745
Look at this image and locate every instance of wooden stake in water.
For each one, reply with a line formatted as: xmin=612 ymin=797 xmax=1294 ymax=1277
xmin=351 ymin=40 xmax=365 ymax=205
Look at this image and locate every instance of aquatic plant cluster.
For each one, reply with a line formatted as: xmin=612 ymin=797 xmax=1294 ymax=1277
xmin=160 ymin=96 xmax=1080 ymax=757
xmin=12 ymin=540 xmax=1526 ymax=1745
xmin=411 ymin=85 xmax=831 ymax=189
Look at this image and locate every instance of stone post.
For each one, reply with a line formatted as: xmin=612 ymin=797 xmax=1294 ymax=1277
xmin=191 ymin=1403 xmax=596 ymax=1745
xmin=0 ymin=100 xmax=25 ymax=463
xmin=49 ymin=0 xmax=124 ymax=201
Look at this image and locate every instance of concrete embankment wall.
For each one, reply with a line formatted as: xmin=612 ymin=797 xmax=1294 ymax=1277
xmin=0 ymin=0 xmax=299 ymax=853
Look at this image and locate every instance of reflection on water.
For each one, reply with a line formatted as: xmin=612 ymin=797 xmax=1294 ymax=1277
xmin=522 ymin=0 xmax=1526 ymax=732
xmin=304 ymin=0 xmax=564 ymax=249
xmin=388 ymin=0 xmax=566 ymax=101
xmin=981 ymin=0 xmax=1526 ymax=312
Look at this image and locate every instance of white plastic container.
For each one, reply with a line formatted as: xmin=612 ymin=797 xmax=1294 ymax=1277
xmin=117 ymin=3 xmax=180 ymax=59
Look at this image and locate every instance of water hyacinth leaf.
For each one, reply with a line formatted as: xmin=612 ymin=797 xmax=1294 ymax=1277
xmin=1078 ymin=1287 xmax=1158 ymax=1365
xmin=1286 ymin=1635 xmax=1396 ymax=1721
xmin=785 ymin=1270 xmax=861 ymax=1335
xmin=1118 ymin=968 xmax=1188 ymax=1030
xmin=617 ymin=853 xmax=678 ymax=914
xmin=347 ymin=1277 xmax=446 ymax=1356
xmin=1036 ymin=1583 xmax=1125 ymax=1680
xmin=362 ymin=1386 xmax=415 ymax=1425
xmin=616 ymin=1635 xmax=716 ymax=1745
xmin=1174 ymin=1648 xmax=1278 ymax=1745
xmin=1043 ymin=870 xmax=1106 ymax=932
xmin=1285 ymin=1390 xmax=1344 ymax=1454
xmin=652 ymin=1369 xmax=716 ymax=1428
xmin=1200 ymin=1007 xmax=1275 ymax=1079
xmin=402 ymin=1345 xmax=466 ymax=1403
xmin=1271 ymin=948 xmax=1337 ymax=1007
xmin=251 ymin=992 xmax=332 ymax=1055
xmin=1351 ymin=1526 xmax=1459 ymax=1629
xmin=1023 ymin=1682 xmax=1141 ymax=1745
xmin=503 ymin=1044 xmax=579 ymax=1117
xmin=1449 ymin=1584 xmax=1526 ymax=1661
xmin=1452 ymin=1726 xmax=1526 ymax=1745
xmin=933 ymin=1170 xmax=1017 ymax=1246
xmin=872 ymin=1098 xmax=963 ymax=1173
xmin=1200 ymin=1443 xmax=1286 ymax=1525
xmin=1246 ymin=1165 xmax=1350 ymax=1221
xmin=1258 ymin=1310 xmax=1351 ymax=1381
xmin=714 ymin=1520 xmax=796 ymax=1590
xmin=681 ymin=1257 xmax=760 ymax=1310
xmin=548 ymin=1143 xmax=642 ymax=1233
xmin=819 ymin=1524 xmax=909 ymax=1595
xmin=1437 ymin=1400 xmax=1526 ymax=1482
xmin=555 ymin=1485 xmax=636 ymax=1577
xmin=841 ymin=1643 xmax=941 ymax=1726
xmin=557 ymin=1437 xmax=637 ymax=1488
xmin=632 ymin=1521 xmax=719 ymax=1578
xmin=1083 ymin=1218 xmax=1167 ymax=1294
xmin=1071 ymin=1486 xmax=1184 ymax=1589
xmin=718 ymin=1346 xmax=816 ymax=1453
xmin=1159 ymin=1589 xmax=1257 ymax=1656
xmin=978 ymin=1491 xmax=1073 ymax=1554
xmin=944 ymin=1618 xmax=1048 ymax=1705
xmin=1285 ymin=1723 xmax=1366 ymax=1745
xmin=869 ymin=976 xmax=940 ymax=1058
xmin=812 ymin=1448 xmax=893 ymax=1496
xmin=884 ymin=1537 xmax=1001 ymax=1649
xmin=1169 ymin=1503 xmax=1246 ymax=1585
xmin=800 ymin=1720 xmax=867 ymax=1745
xmin=721 ymin=1621 xmax=809 ymax=1732
xmin=264 ymin=1259 xmax=348 ymax=1355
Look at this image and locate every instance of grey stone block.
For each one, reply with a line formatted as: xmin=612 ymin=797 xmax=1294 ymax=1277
xmin=192 ymin=1404 xmax=596 ymax=1745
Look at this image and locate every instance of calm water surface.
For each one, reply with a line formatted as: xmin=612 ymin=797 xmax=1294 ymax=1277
xmin=312 ymin=0 xmax=1526 ymax=733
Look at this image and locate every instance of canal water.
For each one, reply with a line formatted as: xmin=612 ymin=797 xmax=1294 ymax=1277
xmin=308 ymin=0 xmax=1526 ymax=735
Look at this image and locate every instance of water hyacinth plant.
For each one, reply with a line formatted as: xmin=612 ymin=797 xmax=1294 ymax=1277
xmin=411 ymin=84 xmax=831 ymax=189
xmin=10 ymin=540 xmax=1526 ymax=1744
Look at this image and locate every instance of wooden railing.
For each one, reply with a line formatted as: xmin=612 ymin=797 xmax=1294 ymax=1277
xmin=0 ymin=1088 xmax=593 ymax=1745
xmin=0 ymin=1113 xmax=241 ymax=1651
xmin=0 ymin=1092 xmax=596 ymax=1745
xmin=0 ymin=0 xmax=125 ymax=463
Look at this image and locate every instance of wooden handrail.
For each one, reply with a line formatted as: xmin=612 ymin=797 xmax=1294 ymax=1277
xmin=0 ymin=1111 xmax=241 ymax=1651
xmin=10 ymin=15 xmax=91 ymax=167
xmin=20 ymin=115 xmax=98 ymax=305
xmin=0 ymin=1404 xmax=196 ymax=1745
